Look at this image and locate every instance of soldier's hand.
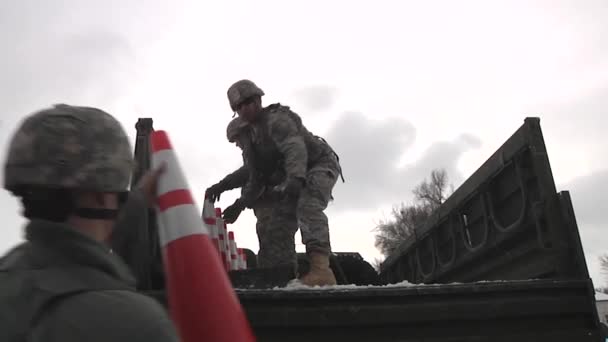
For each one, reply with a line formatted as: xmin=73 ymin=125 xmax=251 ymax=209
xmin=136 ymin=162 xmax=167 ymax=207
xmin=223 ymin=199 xmax=245 ymax=224
xmin=285 ymin=178 xmax=305 ymax=197
xmin=205 ymin=183 xmax=224 ymax=203
xmin=273 ymin=177 xmax=305 ymax=199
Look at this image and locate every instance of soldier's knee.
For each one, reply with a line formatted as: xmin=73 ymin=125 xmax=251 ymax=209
xmin=297 ymin=199 xmax=328 ymax=218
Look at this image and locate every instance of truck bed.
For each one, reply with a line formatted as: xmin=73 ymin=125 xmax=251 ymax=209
xmin=146 ymin=278 xmax=602 ymax=341
xmin=131 ymin=116 xmax=605 ymax=341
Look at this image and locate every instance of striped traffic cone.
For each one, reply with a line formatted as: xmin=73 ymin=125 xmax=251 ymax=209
xmin=151 ymin=130 xmax=255 ymax=342
xmin=218 ymin=231 xmax=228 ymax=272
xmin=238 ymin=248 xmax=247 ymax=270
xmin=202 ymin=199 xmax=220 ymax=253
xmin=229 ymin=231 xmax=238 ymax=271
xmin=215 ymin=208 xmax=231 ymax=271
xmin=222 ymin=221 xmax=232 ymax=268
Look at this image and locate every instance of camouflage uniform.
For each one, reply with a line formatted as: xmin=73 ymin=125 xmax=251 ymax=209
xmin=239 ymin=103 xmax=342 ymax=269
xmin=207 ymin=116 xmax=253 ymax=197
xmin=207 ymin=117 xmax=281 ymax=267
xmin=224 ymin=80 xmax=343 ymax=280
xmin=213 ymin=169 xmax=288 ymax=269
xmin=0 ymin=104 xmax=179 ymax=341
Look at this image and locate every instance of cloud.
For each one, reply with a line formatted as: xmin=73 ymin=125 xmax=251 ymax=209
xmin=521 ymin=82 xmax=608 ymax=187
xmin=559 ymin=169 xmax=608 ymax=254
xmin=0 ymin=28 xmax=140 ymax=195
xmin=2 ymin=32 xmax=136 ymax=112
xmin=553 ymin=168 xmax=608 ymax=284
xmin=563 ymin=169 xmax=608 ymax=228
xmin=0 ymin=0 xmax=187 ymax=123
xmin=548 ymin=84 xmax=608 ymax=150
xmin=0 ymin=1 xmax=185 ymax=255
xmin=292 ymin=86 xmax=338 ymax=112
xmin=325 ymin=111 xmax=482 ymax=211
xmin=0 ymin=29 xmax=139 ymax=252
xmin=548 ymin=0 xmax=608 ymax=67
xmin=0 ymin=0 xmax=606 ymax=280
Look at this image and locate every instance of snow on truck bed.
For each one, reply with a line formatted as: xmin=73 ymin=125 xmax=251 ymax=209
xmin=233 ymin=278 xmax=548 ymax=292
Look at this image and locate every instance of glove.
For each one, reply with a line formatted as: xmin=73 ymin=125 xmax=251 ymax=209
xmin=205 ymin=182 xmax=225 ymax=203
xmin=273 ymin=177 xmax=305 ymax=199
xmin=222 ymin=198 xmax=246 ymax=224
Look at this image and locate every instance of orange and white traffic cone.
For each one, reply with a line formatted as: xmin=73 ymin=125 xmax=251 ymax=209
xmin=202 ymin=199 xmax=220 ymax=253
xmin=238 ymin=248 xmax=247 ymax=270
xmin=151 ymin=130 xmax=255 ymax=342
xmin=218 ymin=232 xmax=228 ymax=272
xmin=223 ymin=221 xmax=232 ymax=268
xmin=229 ymin=231 xmax=238 ymax=270
xmin=215 ymin=208 xmax=231 ymax=271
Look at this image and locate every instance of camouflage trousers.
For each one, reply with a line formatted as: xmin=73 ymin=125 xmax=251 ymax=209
xmin=252 ymin=198 xmax=297 ymax=269
xmin=252 ymin=154 xmax=340 ymax=270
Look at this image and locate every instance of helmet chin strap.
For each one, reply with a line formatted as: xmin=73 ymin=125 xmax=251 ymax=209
xmin=73 ymin=191 xmax=128 ymax=220
xmin=74 ymin=207 xmax=120 ymax=220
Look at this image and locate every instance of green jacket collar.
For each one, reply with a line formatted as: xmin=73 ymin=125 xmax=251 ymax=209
xmin=24 ymin=219 xmax=136 ymax=287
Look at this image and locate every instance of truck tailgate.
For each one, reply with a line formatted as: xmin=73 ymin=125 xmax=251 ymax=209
xmin=146 ymin=278 xmax=602 ymax=341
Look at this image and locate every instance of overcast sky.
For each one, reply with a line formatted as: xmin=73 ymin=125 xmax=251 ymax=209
xmin=1 ymin=0 xmax=607 ymax=286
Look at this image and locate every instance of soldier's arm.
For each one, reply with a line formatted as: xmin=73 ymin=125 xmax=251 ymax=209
xmin=268 ymin=111 xmax=307 ymax=181
xmin=218 ymin=165 xmax=249 ymax=191
xmin=239 ymin=162 xmax=264 ymax=208
xmin=236 ymin=142 xmax=262 ymax=208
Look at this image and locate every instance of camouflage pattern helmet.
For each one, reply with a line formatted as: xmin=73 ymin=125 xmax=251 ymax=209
xmin=227 ymin=79 xmax=265 ymax=111
xmin=226 ymin=116 xmax=248 ymax=143
xmin=3 ymin=104 xmax=134 ymax=194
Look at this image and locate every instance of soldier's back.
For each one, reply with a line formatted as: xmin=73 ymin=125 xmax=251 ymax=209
xmin=0 ymin=220 xmax=179 ymax=342
xmin=30 ymin=289 xmax=178 ymax=342
xmin=262 ymin=103 xmax=334 ymax=168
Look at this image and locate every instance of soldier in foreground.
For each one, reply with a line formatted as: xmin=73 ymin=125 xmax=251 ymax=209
xmin=220 ymin=79 xmax=344 ymax=286
xmin=0 ymin=104 xmax=179 ymax=341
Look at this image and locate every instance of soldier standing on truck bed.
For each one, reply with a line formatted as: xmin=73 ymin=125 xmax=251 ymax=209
xmin=216 ymin=79 xmax=344 ymax=287
xmin=205 ymin=117 xmax=251 ymax=205
xmin=0 ymin=104 xmax=179 ymax=342
xmin=206 ymin=117 xmax=278 ymax=270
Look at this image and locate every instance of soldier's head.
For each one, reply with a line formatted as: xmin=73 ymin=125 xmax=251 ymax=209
xmin=226 ymin=116 xmax=248 ymax=149
xmin=227 ymin=79 xmax=264 ymax=123
xmin=3 ymin=104 xmax=134 ymax=242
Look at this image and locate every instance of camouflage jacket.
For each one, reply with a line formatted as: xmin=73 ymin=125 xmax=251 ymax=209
xmin=218 ymin=165 xmax=249 ymax=192
xmin=0 ymin=219 xmax=179 ymax=342
xmin=239 ymin=103 xmax=336 ymax=206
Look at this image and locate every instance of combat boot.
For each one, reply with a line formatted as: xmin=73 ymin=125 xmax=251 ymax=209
xmin=299 ymin=252 xmax=337 ymax=287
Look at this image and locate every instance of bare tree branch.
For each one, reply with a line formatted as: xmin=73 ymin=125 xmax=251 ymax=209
xmin=374 ymin=168 xmax=454 ymax=258
xmin=371 ymin=258 xmax=384 ymax=272
xmin=413 ymin=168 xmax=450 ymax=210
